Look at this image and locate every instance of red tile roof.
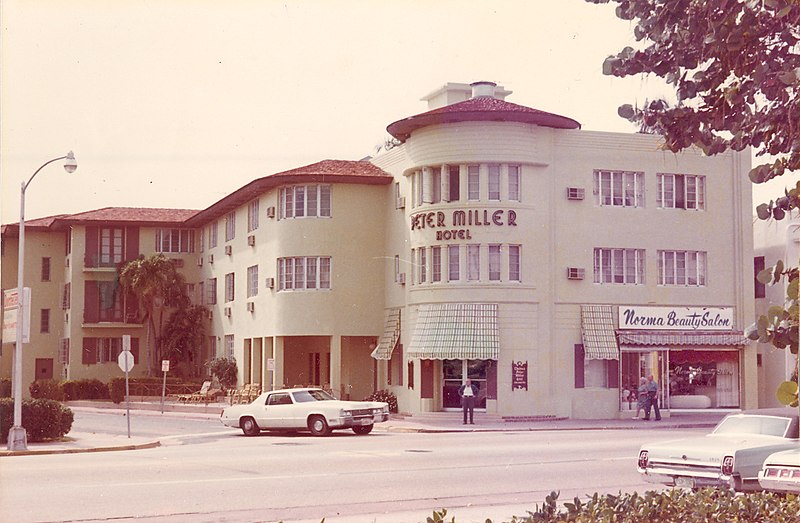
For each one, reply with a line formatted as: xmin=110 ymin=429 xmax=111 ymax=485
xmin=1 ymin=208 xmax=199 ymax=237
xmin=387 ymin=96 xmax=581 ymax=142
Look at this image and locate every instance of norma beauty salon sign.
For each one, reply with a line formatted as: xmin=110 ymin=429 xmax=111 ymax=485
xmin=618 ymin=306 xmax=734 ymax=331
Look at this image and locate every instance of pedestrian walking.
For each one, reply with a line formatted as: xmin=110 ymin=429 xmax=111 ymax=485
xmin=458 ymin=379 xmax=478 ymax=424
xmin=633 ymin=377 xmax=648 ymax=419
xmin=643 ymin=374 xmax=662 ymax=421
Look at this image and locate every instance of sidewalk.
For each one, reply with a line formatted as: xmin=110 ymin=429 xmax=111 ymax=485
xmin=0 ymin=399 xmax=727 ymax=456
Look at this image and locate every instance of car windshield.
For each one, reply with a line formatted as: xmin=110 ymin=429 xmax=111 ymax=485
xmin=713 ymin=415 xmax=791 ymax=437
xmin=292 ymin=389 xmax=335 ymax=403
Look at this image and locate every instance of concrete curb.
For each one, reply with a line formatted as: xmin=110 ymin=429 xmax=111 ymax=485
xmin=0 ymin=439 xmax=160 ymax=457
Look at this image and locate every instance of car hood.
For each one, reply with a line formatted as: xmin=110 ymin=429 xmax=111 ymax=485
xmin=643 ymin=434 xmax=792 ymax=461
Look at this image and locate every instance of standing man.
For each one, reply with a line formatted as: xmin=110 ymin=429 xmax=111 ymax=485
xmin=458 ymin=379 xmax=478 ymax=424
xmin=643 ymin=374 xmax=662 ymax=421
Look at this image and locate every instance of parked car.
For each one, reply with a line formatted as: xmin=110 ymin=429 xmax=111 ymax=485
xmin=758 ymin=447 xmax=800 ymax=494
xmin=637 ymin=408 xmax=799 ymax=492
xmin=220 ymin=387 xmax=390 ymax=436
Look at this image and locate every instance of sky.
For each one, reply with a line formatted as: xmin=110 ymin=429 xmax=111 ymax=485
xmin=0 ymin=0 xmax=791 ymax=226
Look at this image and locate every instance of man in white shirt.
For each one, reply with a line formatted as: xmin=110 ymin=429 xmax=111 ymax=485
xmin=458 ymin=379 xmax=478 ymax=424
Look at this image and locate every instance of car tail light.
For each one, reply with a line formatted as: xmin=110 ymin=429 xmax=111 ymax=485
xmin=721 ymin=455 xmax=735 ymax=476
xmin=638 ymin=450 xmax=649 ymax=469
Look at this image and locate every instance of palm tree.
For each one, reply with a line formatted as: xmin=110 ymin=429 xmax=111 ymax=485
xmin=118 ymin=254 xmax=189 ymax=375
xmin=161 ymin=304 xmax=209 ymax=378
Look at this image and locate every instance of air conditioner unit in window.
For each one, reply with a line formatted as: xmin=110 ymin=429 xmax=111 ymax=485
xmin=65 ymin=257 xmax=70 ymax=267
xmin=247 ymin=235 xmax=256 ymax=246
xmin=396 ymin=196 xmax=406 ymax=209
xmin=566 ymin=267 xmax=585 ymax=280
xmin=265 ymin=277 xmax=275 ymax=289
xmin=398 ymin=272 xmax=406 ymax=285
xmin=208 ymin=254 xmax=214 ymax=264
xmin=197 ymin=257 xmax=204 ymax=267
xmin=246 ymin=302 xmax=255 ymax=312
xmin=567 ymin=187 xmax=585 ymax=200
xmin=267 ymin=206 xmax=276 ymax=218
xmin=224 ymin=245 xmax=232 ymax=256
xmin=224 ymin=307 xmax=232 ymax=317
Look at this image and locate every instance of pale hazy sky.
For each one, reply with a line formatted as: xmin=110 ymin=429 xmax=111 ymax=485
xmin=0 ymin=0 xmax=784 ymax=225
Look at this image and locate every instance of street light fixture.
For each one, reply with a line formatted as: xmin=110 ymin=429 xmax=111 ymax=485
xmin=7 ymin=151 xmax=77 ymax=451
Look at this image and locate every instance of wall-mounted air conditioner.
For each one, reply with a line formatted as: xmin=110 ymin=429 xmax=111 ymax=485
xmin=224 ymin=307 xmax=232 ymax=317
xmin=396 ymin=196 xmax=406 ymax=209
xmin=224 ymin=245 xmax=232 ymax=256
xmin=246 ymin=302 xmax=255 ymax=312
xmin=566 ymin=187 xmax=585 ymax=201
xmin=566 ymin=267 xmax=585 ymax=280
xmin=265 ymin=277 xmax=275 ymax=289
xmin=398 ymin=273 xmax=406 ymax=285
xmin=267 ymin=206 xmax=276 ymax=219
xmin=247 ymin=235 xmax=256 ymax=246
xmin=208 ymin=254 xmax=214 ymax=265
xmin=197 ymin=257 xmax=204 ymax=267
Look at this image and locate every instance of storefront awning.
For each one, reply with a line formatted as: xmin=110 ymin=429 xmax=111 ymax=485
xmin=371 ymin=308 xmax=401 ymax=360
xmin=617 ymin=330 xmax=749 ymax=349
xmin=407 ymin=303 xmax=498 ymax=360
xmin=580 ymin=305 xmax=619 ymax=360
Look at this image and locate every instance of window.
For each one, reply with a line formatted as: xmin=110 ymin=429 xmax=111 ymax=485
xmin=509 ymin=245 xmax=521 ymax=282
xmin=247 ymin=265 xmax=259 ymax=298
xmin=225 ymin=273 xmax=235 ymax=302
xmin=155 ymin=229 xmax=194 ymax=253
xmin=208 ymin=336 xmax=218 ymax=358
xmin=40 ymin=309 xmax=50 ymax=333
xmin=247 ymin=199 xmax=260 ymax=232
xmin=97 ymin=338 xmax=123 ymax=364
xmin=100 ymin=227 xmax=124 ymax=266
xmin=658 ymin=250 xmax=706 ymax=286
xmin=419 ymin=248 xmax=427 ymax=283
xmin=448 ymin=245 xmax=460 ymax=281
xmin=594 ymin=170 xmax=644 ymax=208
xmin=488 ymin=164 xmax=501 ymax=200
xmin=98 ymin=281 xmax=124 ymax=321
xmin=754 ymin=256 xmax=766 ymax=299
xmin=278 ymin=257 xmax=331 ymax=290
xmin=394 ymin=255 xmax=401 ymax=283
xmin=208 ymin=222 xmax=218 ymax=249
xmin=468 ymin=165 xmax=480 ymax=201
xmin=61 ymin=283 xmax=71 ymax=310
xmin=432 ymin=246 xmax=442 ymax=282
xmin=225 ymin=212 xmax=236 ymax=242
xmin=207 ymin=278 xmax=217 ymax=305
xmin=657 ymin=173 xmax=706 ymax=210
xmin=224 ymin=334 xmax=235 ymax=360
xmin=432 ymin=167 xmax=441 ymax=203
xmin=508 ymin=165 xmax=520 ymax=201
xmin=593 ymin=248 xmax=645 ymax=284
xmin=413 ymin=171 xmax=423 ymax=208
xmin=198 ymin=228 xmax=205 ymax=253
xmin=468 ymin=244 xmax=480 ymax=281
xmin=198 ymin=281 xmax=205 ymax=306
xmin=280 ymin=185 xmax=332 ymax=218
xmin=574 ymin=344 xmax=619 ymax=389
xmin=488 ymin=244 xmax=501 ymax=281
xmin=448 ymin=165 xmax=460 ymax=202
xmin=41 ymin=257 xmax=51 ymax=281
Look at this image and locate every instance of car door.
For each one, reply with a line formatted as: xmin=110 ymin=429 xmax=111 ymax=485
xmin=260 ymin=392 xmax=293 ymax=428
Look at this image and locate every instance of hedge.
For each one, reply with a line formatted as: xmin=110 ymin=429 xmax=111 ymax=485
xmin=0 ymin=398 xmax=74 ymax=443
xmin=0 ymin=378 xmax=11 ymax=398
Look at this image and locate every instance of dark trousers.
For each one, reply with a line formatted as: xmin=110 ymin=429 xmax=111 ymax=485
xmin=644 ymin=395 xmax=661 ymax=420
xmin=462 ymin=396 xmax=475 ymax=423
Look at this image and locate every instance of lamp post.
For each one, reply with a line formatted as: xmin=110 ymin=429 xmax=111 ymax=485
xmin=7 ymin=151 xmax=77 ymax=451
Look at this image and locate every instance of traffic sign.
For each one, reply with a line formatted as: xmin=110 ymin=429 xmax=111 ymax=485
xmin=118 ymin=351 xmax=135 ymax=372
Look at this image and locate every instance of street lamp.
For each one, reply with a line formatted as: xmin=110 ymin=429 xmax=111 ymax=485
xmin=7 ymin=151 xmax=77 ymax=451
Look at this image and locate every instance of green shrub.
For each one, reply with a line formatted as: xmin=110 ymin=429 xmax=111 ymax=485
xmin=0 ymin=398 xmax=74 ymax=443
xmin=207 ymin=357 xmax=238 ymax=391
xmin=364 ymin=389 xmax=398 ymax=413
xmin=108 ymin=377 xmax=126 ymax=404
xmin=29 ymin=379 xmax=64 ymax=401
xmin=0 ymin=378 xmax=11 ymax=398
xmin=62 ymin=379 xmax=109 ymax=400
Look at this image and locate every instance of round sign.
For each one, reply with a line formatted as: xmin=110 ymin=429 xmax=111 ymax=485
xmin=118 ymin=351 xmax=135 ymax=372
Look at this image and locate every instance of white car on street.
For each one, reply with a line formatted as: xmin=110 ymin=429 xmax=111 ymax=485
xmin=758 ymin=446 xmax=800 ymax=494
xmin=637 ymin=408 xmax=799 ymax=492
xmin=220 ymin=387 xmax=390 ymax=436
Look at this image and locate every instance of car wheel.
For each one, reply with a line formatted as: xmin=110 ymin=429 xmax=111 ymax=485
xmin=308 ymin=415 xmax=331 ymax=436
xmin=352 ymin=424 xmax=373 ymax=435
xmin=241 ymin=416 xmax=260 ymax=436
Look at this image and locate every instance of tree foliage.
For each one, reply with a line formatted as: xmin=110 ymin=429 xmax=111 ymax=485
xmin=588 ymin=0 xmax=799 ymax=405
xmin=161 ymin=304 xmax=210 ymax=379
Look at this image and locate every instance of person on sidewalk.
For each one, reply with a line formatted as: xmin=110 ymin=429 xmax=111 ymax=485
xmin=633 ymin=377 xmax=648 ymax=419
xmin=643 ymin=374 xmax=662 ymax=421
xmin=458 ymin=379 xmax=478 ymax=424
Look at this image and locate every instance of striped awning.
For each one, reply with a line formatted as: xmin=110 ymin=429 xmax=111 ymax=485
xmin=407 ymin=303 xmax=499 ymax=360
xmin=371 ymin=308 xmax=401 ymax=360
xmin=617 ymin=330 xmax=749 ymax=349
xmin=580 ymin=305 xmax=619 ymax=360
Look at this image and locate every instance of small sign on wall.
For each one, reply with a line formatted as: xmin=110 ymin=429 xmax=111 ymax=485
xmin=512 ymin=361 xmax=528 ymax=391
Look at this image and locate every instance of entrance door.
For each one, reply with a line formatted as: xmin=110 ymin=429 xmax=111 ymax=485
xmin=442 ymin=359 xmax=488 ymax=411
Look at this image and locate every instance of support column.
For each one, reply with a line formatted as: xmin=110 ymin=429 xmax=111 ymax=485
xmin=274 ymin=336 xmax=285 ymax=390
xmin=330 ymin=336 xmax=342 ymax=398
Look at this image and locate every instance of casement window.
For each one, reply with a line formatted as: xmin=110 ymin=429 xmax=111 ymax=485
xmin=657 ymin=173 xmax=706 ymax=210
xmin=448 ymin=165 xmax=461 ymax=202
xmin=488 ymin=244 xmax=501 ymax=281
xmin=100 ymin=228 xmax=124 ymax=265
xmin=84 ymin=280 xmax=126 ymax=323
xmin=467 ymin=244 xmax=480 ymax=281
xmin=154 ymin=229 xmax=194 ymax=253
xmin=40 ymin=309 xmax=50 ymax=333
xmin=225 ymin=212 xmax=236 ymax=242
xmin=432 ymin=167 xmax=441 ymax=204
xmin=198 ymin=281 xmax=205 ymax=306
xmin=61 ymin=283 xmax=71 ymax=310
xmin=208 ymin=222 xmax=218 ymax=249
xmin=432 ymin=246 xmax=442 ymax=282
xmin=658 ymin=250 xmax=707 ymax=286
xmin=278 ymin=256 xmax=331 ymax=291
xmin=468 ymin=165 xmax=480 ymax=201
xmin=247 ymin=199 xmax=260 ymax=232
xmin=448 ymin=245 xmax=461 ymax=281
xmin=413 ymin=171 xmax=423 ymax=208
xmin=509 ymin=245 xmax=521 ymax=282
xmin=508 ymin=165 xmax=521 ymax=202
xmin=280 ymin=185 xmax=332 ymax=218
xmin=594 ymin=170 xmax=644 ymax=208
xmin=41 ymin=257 xmax=51 ymax=282
xmin=593 ymin=248 xmax=645 ymax=284
xmin=224 ymin=334 xmax=235 ymax=360
xmin=488 ymin=164 xmax=501 ymax=201
xmin=208 ymin=336 xmax=218 ymax=359
xmin=225 ymin=273 xmax=235 ymax=302
xmin=59 ymin=339 xmax=70 ymax=365
xmin=247 ymin=265 xmax=259 ymax=298
xmin=198 ymin=228 xmax=205 ymax=253
xmin=207 ymin=278 xmax=217 ymax=305
xmin=82 ymin=337 xmax=138 ymax=365
xmin=394 ymin=255 xmax=401 ymax=283
xmin=84 ymin=226 xmax=137 ymax=267
xmin=419 ymin=248 xmax=427 ymax=283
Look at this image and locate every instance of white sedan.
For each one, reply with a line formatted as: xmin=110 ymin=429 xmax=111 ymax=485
xmin=758 ymin=446 xmax=800 ymax=494
xmin=220 ymin=387 xmax=390 ymax=436
xmin=637 ymin=408 xmax=799 ymax=492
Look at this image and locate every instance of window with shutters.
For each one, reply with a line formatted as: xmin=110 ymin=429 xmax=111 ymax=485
xmin=41 ymin=257 xmax=51 ymax=281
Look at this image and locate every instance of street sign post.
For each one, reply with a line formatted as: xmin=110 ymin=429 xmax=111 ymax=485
xmin=121 ymin=335 xmax=133 ymax=438
xmin=160 ymin=360 xmax=170 ymax=413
